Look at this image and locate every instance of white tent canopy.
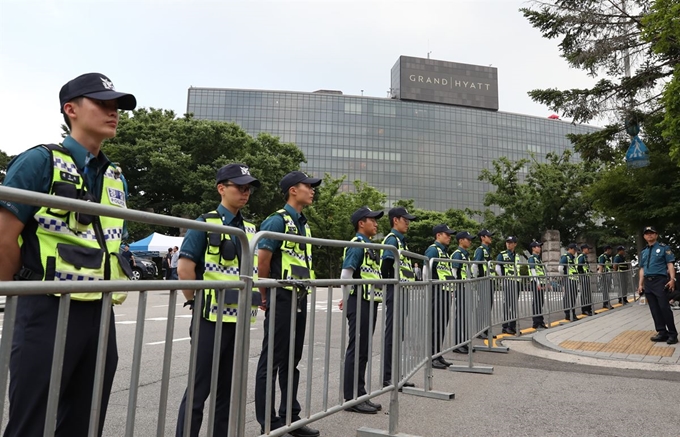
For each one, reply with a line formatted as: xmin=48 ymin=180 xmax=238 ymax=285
xmin=129 ymin=233 xmax=183 ymax=254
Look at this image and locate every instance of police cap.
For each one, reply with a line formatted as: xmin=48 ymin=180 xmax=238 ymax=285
xmin=351 ymin=206 xmax=384 ymax=226
xmin=388 ymin=207 xmax=416 ymax=221
xmin=505 ymin=236 xmax=518 ymax=243
xmin=59 ymin=73 xmax=136 ymax=113
xmin=478 ymin=229 xmax=494 ymax=238
xmin=216 ymin=163 xmax=261 ymax=187
xmin=433 ymin=224 xmax=455 ymax=236
xmin=643 ymin=226 xmax=658 ymax=234
xmin=567 ymin=243 xmax=578 ymax=250
xmin=456 ymin=231 xmax=475 ymax=240
xmin=280 ymin=171 xmax=322 ymax=194
xmin=530 ymin=241 xmax=543 ymax=248
xmin=616 ymin=245 xmax=625 ymax=251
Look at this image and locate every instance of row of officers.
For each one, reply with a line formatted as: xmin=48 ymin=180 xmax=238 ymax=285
xmin=0 ymin=72 xmax=639 ymax=437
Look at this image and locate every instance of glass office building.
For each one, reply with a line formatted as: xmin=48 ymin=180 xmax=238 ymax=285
xmin=186 ymin=59 xmax=597 ymax=212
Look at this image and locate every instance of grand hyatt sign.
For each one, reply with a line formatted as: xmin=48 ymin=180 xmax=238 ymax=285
xmin=391 ymin=56 xmax=499 ymax=111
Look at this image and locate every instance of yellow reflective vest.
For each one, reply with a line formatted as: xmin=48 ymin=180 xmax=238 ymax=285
xmin=343 ymin=236 xmax=383 ymax=302
xmin=201 ymin=212 xmax=259 ymax=323
xmin=276 ymin=209 xmax=314 ymax=292
xmin=381 ymin=232 xmax=415 ymax=282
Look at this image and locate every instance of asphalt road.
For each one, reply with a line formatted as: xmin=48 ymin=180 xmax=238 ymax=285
xmin=2 ymin=287 xmax=678 ymax=437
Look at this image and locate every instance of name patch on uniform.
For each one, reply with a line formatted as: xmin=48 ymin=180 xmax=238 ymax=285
xmin=107 ymin=187 xmax=126 ymax=207
xmin=60 ymin=171 xmax=80 ymax=184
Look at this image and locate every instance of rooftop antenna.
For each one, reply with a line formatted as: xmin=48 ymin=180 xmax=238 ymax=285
xmin=361 ymin=90 xmax=364 ymax=96
xmin=427 ymin=39 xmax=431 ymax=59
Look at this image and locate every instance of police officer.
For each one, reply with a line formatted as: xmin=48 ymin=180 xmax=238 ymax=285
xmin=637 ymin=226 xmax=677 ymax=344
xmin=613 ymin=245 xmax=630 ymax=305
xmin=597 ymin=245 xmax=614 ymax=310
xmin=472 ymin=229 xmax=494 ymax=337
xmin=380 ymin=206 xmax=417 ymax=388
xmin=577 ymin=244 xmax=593 ymax=316
xmin=496 ymin=236 xmax=520 ymax=335
xmin=175 ymin=163 xmax=261 ymax=436
xmin=254 ymin=171 xmax=321 ymax=437
xmin=424 ymin=224 xmax=456 ymax=368
xmin=339 ymin=206 xmax=384 ymax=414
xmin=560 ymin=243 xmax=579 ymax=321
xmin=528 ymin=241 xmax=548 ymax=329
xmin=0 ymin=73 xmax=135 ymax=437
xmin=452 ymin=231 xmax=475 ymax=352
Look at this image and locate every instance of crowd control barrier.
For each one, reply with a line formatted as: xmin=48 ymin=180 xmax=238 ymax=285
xmin=0 ymin=185 xmax=640 ymax=437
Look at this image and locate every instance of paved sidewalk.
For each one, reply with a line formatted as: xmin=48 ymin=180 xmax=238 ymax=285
xmin=533 ymin=301 xmax=680 ymax=364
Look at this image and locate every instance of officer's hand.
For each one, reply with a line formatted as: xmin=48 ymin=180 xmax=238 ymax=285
xmin=259 ymin=288 xmax=267 ymax=310
xmin=665 ymin=280 xmax=674 ymax=290
xmin=338 ymin=299 xmax=343 ymax=310
xmin=637 ymin=284 xmax=644 ymax=294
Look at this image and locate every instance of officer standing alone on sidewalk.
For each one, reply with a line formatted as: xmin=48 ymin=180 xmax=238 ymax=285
xmin=528 ymin=241 xmax=548 ymax=329
xmin=560 ymin=243 xmax=579 ymax=321
xmin=637 ymin=226 xmax=677 ymax=345
xmin=577 ymin=244 xmax=594 ymax=316
xmin=175 ymin=163 xmax=261 ymax=436
xmin=424 ymin=224 xmax=456 ymax=368
xmin=339 ymin=206 xmax=384 ymax=414
xmin=452 ymin=231 xmax=475 ymax=352
xmin=496 ymin=236 xmax=520 ymax=335
xmin=0 ymin=73 xmax=135 ymax=437
xmin=380 ymin=207 xmax=417 ymax=389
xmin=254 ymin=171 xmax=322 ymax=437
xmin=598 ymin=245 xmax=614 ymax=310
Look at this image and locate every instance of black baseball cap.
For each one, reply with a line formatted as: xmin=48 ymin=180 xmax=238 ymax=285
xmin=59 ymin=73 xmax=136 ymax=113
xmin=388 ymin=207 xmax=416 ymax=221
xmin=505 ymin=236 xmax=518 ymax=243
xmin=603 ymin=244 xmax=612 ymax=250
xmin=351 ymin=206 xmax=384 ymax=226
xmin=456 ymin=231 xmax=475 ymax=240
xmin=478 ymin=229 xmax=494 ymax=237
xmin=433 ymin=224 xmax=455 ymax=236
xmin=567 ymin=243 xmax=578 ymax=249
xmin=216 ymin=163 xmax=260 ymax=187
xmin=530 ymin=241 xmax=543 ymax=248
xmin=280 ymin=171 xmax=321 ymax=194
xmin=643 ymin=226 xmax=658 ymax=234
xmin=616 ymin=245 xmax=625 ymax=251
xmin=581 ymin=244 xmax=592 ymax=250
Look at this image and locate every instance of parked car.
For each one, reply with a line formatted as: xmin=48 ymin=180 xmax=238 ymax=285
xmin=131 ymin=258 xmax=158 ymax=280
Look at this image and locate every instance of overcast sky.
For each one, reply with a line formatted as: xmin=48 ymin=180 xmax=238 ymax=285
xmin=0 ymin=0 xmax=598 ymax=156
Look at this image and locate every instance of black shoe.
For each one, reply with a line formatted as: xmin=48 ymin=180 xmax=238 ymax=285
xmin=502 ymin=328 xmax=516 ymax=335
xmin=666 ymin=337 xmax=678 ymax=345
xmin=289 ymin=425 xmax=321 ymax=437
xmin=477 ymin=330 xmax=490 ymax=339
xmin=583 ymin=311 xmax=593 ymax=316
xmin=402 ymin=381 xmax=415 ymax=388
xmin=344 ymin=401 xmax=377 ymax=415
xmin=382 ymin=380 xmax=392 ymax=388
xmin=452 ymin=345 xmax=469 ymax=354
xmin=366 ymin=399 xmax=382 ymax=411
xmin=651 ymin=333 xmax=669 ymax=342
xmin=432 ymin=359 xmax=448 ymax=369
xmin=533 ymin=323 xmax=548 ymax=330
xmin=438 ymin=356 xmax=453 ymax=366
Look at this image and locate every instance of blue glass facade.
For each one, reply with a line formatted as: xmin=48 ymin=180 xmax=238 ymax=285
xmin=187 ymin=88 xmax=597 ymax=211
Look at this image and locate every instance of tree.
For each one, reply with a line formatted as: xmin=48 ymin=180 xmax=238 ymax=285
xmin=520 ymin=0 xmax=679 ymax=162
xmin=479 ymin=150 xmax=597 ymax=248
xmin=305 ymin=174 xmax=386 ymax=279
xmin=0 ymin=149 xmax=13 ymax=184
xmin=101 ymin=108 xmax=306 ymax=240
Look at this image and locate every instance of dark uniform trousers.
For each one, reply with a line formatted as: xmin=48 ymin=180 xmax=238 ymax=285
xmin=618 ymin=271 xmax=631 ymax=304
xmin=598 ymin=273 xmax=612 ymax=306
xmin=176 ymin=314 xmax=237 ymax=437
xmin=530 ymin=281 xmax=545 ymax=326
xmin=344 ymin=293 xmax=379 ymax=400
xmin=431 ymin=286 xmax=451 ymax=355
xmin=454 ymin=284 xmax=467 ymax=345
xmin=5 ymin=295 xmax=117 ymax=437
xmin=382 ymin=283 xmax=409 ymax=383
xmin=502 ymin=279 xmax=519 ymax=330
xmin=476 ymin=275 xmax=493 ymax=334
xmin=563 ymin=279 xmax=579 ymax=318
xmin=644 ymin=276 xmax=678 ymax=338
xmin=255 ymin=288 xmax=307 ymax=429
xmin=580 ymin=276 xmax=593 ymax=312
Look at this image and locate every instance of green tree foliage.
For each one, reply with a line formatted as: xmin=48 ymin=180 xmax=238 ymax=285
xmin=0 ymin=149 xmax=13 ymax=184
xmin=101 ymin=108 xmax=305 ymax=240
xmin=520 ymin=0 xmax=678 ymax=162
xmin=479 ymin=151 xmax=596 ymax=247
xmin=305 ymin=174 xmax=387 ymax=278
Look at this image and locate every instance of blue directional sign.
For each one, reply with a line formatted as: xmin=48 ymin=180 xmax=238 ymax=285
xmin=626 ymin=135 xmax=649 ymax=168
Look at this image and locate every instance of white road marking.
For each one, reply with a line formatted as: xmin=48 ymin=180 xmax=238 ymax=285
xmin=146 ymin=337 xmax=191 ymax=346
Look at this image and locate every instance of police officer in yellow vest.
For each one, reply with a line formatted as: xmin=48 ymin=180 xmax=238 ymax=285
xmin=528 ymin=241 xmax=548 ymax=329
xmin=254 ymin=171 xmax=321 ymax=437
xmin=380 ymin=206 xmax=417 ymax=389
xmin=560 ymin=243 xmax=580 ymax=321
xmin=577 ymin=244 xmax=594 ymax=316
xmin=175 ymin=163 xmax=261 ymax=436
xmin=339 ymin=206 xmax=384 ymax=414
xmin=424 ymin=224 xmax=456 ymax=369
xmin=472 ymin=229 xmax=495 ymax=338
xmin=597 ymin=245 xmax=614 ymax=310
xmin=496 ymin=236 xmax=520 ymax=335
xmin=452 ymin=231 xmax=475 ymax=353
xmin=0 ymin=73 xmax=136 ymax=437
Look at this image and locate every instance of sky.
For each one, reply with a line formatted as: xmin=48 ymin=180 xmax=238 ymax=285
xmin=0 ymin=0 xmax=598 ymax=156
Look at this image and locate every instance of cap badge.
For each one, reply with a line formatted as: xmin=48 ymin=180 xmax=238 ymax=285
xmin=100 ymin=77 xmax=115 ymax=90
xmin=240 ymin=166 xmax=250 ymax=175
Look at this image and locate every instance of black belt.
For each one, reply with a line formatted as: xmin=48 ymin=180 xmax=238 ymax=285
xmin=14 ymin=267 xmax=42 ymax=281
xmin=645 ymin=275 xmax=666 ymax=280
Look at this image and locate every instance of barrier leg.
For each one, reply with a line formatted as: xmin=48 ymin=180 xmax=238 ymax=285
xmin=449 ymin=283 xmax=493 ymax=374
xmin=474 ymin=280 xmax=508 ymax=353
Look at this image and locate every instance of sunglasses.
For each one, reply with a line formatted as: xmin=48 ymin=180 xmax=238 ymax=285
xmin=224 ymin=183 xmax=255 ymax=194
